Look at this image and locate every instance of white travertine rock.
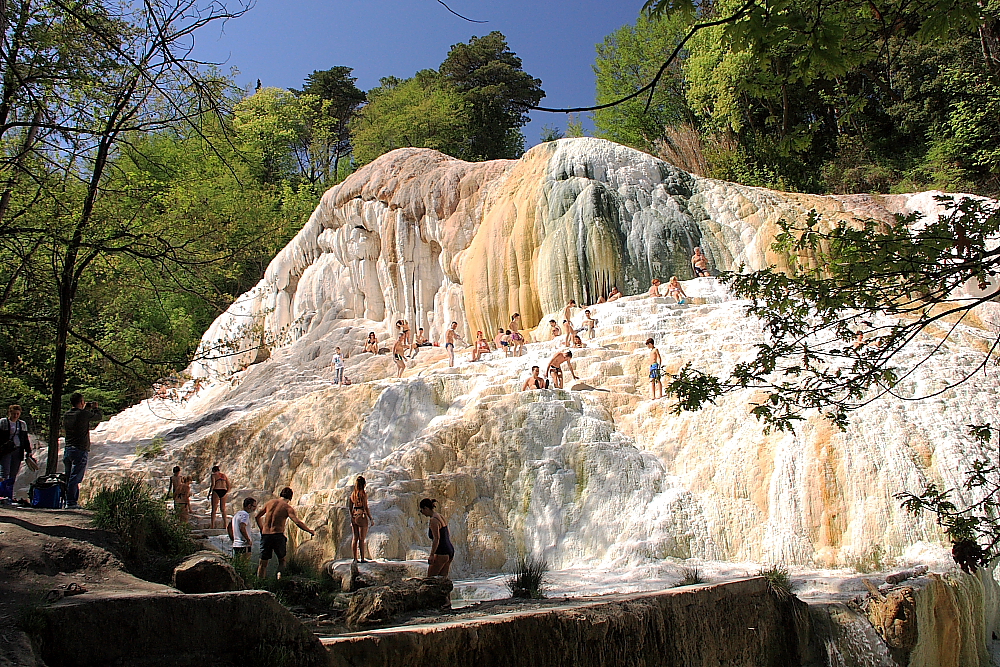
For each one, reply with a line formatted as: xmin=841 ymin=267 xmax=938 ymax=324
xmin=85 ymin=139 xmax=1000 ymax=656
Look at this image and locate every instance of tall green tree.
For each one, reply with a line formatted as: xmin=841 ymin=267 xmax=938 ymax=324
xmin=350 ymin=71 xmax=469 ymax=166
xmin=297 ymin=67 xmax=366 ymax=183
xmin=439 ymin=31 xmax=544 ymax=160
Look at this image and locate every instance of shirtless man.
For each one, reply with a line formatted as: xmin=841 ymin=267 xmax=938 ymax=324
xmin=582 ymin=310 xmax=597 ymax=339
xmin=509 ymin=314 xmax=525 ymax=356
xmin=648 ymin=278 xmax=661 ymax=297
xmin=562 ymin=320 xmax=576 ymax=347
xmin=415 ymin=328 xmax=430 ymax=346
xmin=546 ymin=350 xmax=577 ymax=389
xmin=646 ymin=337 xmax=663 ymax=399
xmin=493 ymin=328 xmax=505 ymax=351
xmin=692 ymin=247 xmax=710 ymax=277
xmin=168 ymin=466 xmax=191 ymax=522
xmin=444 ymin=321 xmax=465 ymax=367
xmin=522 ymin=366 xmax=545 ymax=391
xmin=563 ymin=300 xmax=577 ymax=346
xmin=255 ymin=487 xmax=315 ymax=578
xmin=548 ymin=320 xmax=561 ymax=340
xmin=392 ymin=333 xmax=407 ymax=378
xmin=607 ymin=286 xmax=622 ymax=302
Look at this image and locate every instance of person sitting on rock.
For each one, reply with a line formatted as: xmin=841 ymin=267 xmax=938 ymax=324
xmin=648 ymin=278 xmax=662 ymax=297
xmin=548 ymin=320 xmax=561 ymax=340
xmin=471 ymin=331 xmax=490 ymax=361
xmin=572 ymin=334 xmax=585 ymax=348
xmin=522 ymin=366 xmax=545 ymax=390
xmin=363 ymin=332 xmax=378 ymax=355
xmin=665 ymin=276 xmax=687 ymax=304
xmin=415 ymin=328 xmax=431 ymax=347
xmin=607 ymin=286 xmax=622 ymax=301
xmin=255 ymin=487 xmax=315 ymax=578
xmin=493 ymin=328 xmax=505 ymax=351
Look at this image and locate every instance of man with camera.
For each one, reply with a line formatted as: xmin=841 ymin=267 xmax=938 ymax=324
xmin=62 ymin=393 xmax=103 ymax=509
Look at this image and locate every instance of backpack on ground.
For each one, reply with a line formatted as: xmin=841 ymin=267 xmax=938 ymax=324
xmin=30 ymin=474 xmax=67 ymax=509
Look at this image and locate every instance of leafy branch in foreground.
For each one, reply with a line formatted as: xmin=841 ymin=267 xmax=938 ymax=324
xmin=667 ymin=195 xmax=1000 ymax=432
xmin=896 ymin=424 xmax=1000 ymax=574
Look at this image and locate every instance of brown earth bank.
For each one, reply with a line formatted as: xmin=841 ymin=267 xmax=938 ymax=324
xmin=0 ymin=506 xmax=326 ymax=667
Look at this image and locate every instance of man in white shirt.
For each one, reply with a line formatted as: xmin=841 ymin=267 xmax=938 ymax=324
xmin=228 ymin=497 xmax=257 ymax=556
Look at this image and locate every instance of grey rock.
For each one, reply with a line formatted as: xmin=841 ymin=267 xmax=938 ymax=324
xmin=172 ymin=550 xmax=239 ymax=593
xmin=345 ymin=577 xmax=453 ymax=627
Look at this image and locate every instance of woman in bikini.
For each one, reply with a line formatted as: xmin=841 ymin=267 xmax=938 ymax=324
xmin=665 ymin=276 xmax=688 ymax=304
xmin=510 ymin=314 xmax=525 ymax=356
xmin=363 ymin=332 xmax=378 ymax=354
xmin=208 ymin=464 xmax=231 ymax=529
xmin=350 ymin=476 xmax=373 ymax=563
xmin=471 ymin=331 xmax=490 ymax=361
xmin=419 ymin=498 xmax=455 ymax=577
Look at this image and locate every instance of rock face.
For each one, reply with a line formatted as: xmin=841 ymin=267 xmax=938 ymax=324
xmin=344 ymin=577 xmax=453 ymax=627
xmin=172 ymin=551 xmax=240 ymax=593
xmin=88 ymin=138 xmax=997 ymax=591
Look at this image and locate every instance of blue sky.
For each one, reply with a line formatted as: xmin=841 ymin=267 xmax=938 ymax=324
xmin=193 ymin=0 xmax=645 ymax=146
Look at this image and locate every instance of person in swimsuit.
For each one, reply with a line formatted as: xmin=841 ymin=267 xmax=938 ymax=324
xmin=665 ymin=276 xmax=687 ymax=304
xmin=572 ymin=334 xmax=585 ymax=348
xmin=546 ymin=350 xmax=577 ymax=389
xmin=168 ymin=466 xmax=191 ymax=522
xmin=647 ymin=337 xmax=663 ymax=399
xmin=522 ymin=366 xmax=545 ymax=391
xmin=349 ymin=476 xmax=373 ymax=563
xmin=415 ymin=328 xmax=431 ymax=346
xmin=563 ymin=300 xmax=577 ymax=346
xmin=255 ymin=487 xmax=315 ymax=578
xmin=607 ymin=286 xmax=622 ymax=301
xmin=548 ymin=320 xmax=561 ymax=340
xmin=692 ymin=247 xmax=710 ymax=277
xmin=392 ymin=334 xmax=407 ymax=378
xmin=472 ymin=331 xmax=490 ymax=361
xmin=509 ymin=314 xmax=524 ymax=356
xmin=501 ymin=330 xmax=512 ymax=356
xmin=648 ymin=278 xmax=662 ymax=297
xmin=493 ymin=328 xmax=505 ymax=351
xmin=445 ymin=321 xmax=465 ymax=367
xmin=582 ymin=310 xmax=597 ymax=339
xmin=419 ymin=498 xmax=454 ymax=577
xmin=209 ymin=464 xmax=231 ymax=529
xmin=363 ymin=332 xmax=378 ymax=355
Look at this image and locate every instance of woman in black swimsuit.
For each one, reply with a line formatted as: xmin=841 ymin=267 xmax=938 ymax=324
xmin=350 ymin=476 xmax=373 ymax=562
xmin=208 ymin=464 xmax=230 ymax=529
xmin=419 ymin=498 xmax=454 ymax=577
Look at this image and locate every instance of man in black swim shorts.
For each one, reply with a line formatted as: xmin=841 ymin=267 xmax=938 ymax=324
xmin=255 ymin=487 xmax=315 ymax=578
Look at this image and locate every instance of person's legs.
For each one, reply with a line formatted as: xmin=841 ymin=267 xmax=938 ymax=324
xmin=334 ymin=367 xmax=343 ymax=385
xmin=64 ymin=448 xmax=89 ymax=507
xmin=439 ymin=556 xmax=452 ymax=578
xmin=220 ymin=493 xmax=228 ymax=529
xmin=257 ymin=558 xmax=269 ymax=578
xmin=358 ymin=522 xmax=369 ymax=562
xmin=0 ymin=451 xmax=12 ymax=481
xmin=351 ymin=522 xmax=361 ymax=561
xmin=395 ymin=357 xmax=405 ymax=378
xmin=427 ymin=554 xmax=452 ymax=577
xmin=447 ymin=344 xmax=454 ymax=367
xmin=210 ymin=493 xmax=219 ymax=528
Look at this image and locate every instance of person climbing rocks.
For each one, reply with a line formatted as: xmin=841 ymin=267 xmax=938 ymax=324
xmin=168 ymin=466 xmax=192 ymax=522
xmin=209 ymin=464 xmax=231 ymax=529
xmin=255 ymin=487 xmax=315 ymax=578
xmin=419 ymin=498 xmax=454 ymax=578
xmin=647 ymin=338 xmax=663 ymax=399
xmin=546 ymin=350 xmax=577 ymax=389
xmin=229 ymin=497 xmax=257 ymax=556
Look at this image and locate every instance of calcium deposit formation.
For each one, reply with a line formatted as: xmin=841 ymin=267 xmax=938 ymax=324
xmin=91 ymin=138 xmax=998 ymax=660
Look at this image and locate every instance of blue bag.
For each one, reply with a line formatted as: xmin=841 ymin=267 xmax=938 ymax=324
xmin=0 ymin=479 xmax=13 ymax=500
xmin=30 ymin=475 xmax=66 ymax=509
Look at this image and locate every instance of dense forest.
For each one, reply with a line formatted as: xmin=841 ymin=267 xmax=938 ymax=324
xmin=1 ymin=0 xmax=998 ymax=453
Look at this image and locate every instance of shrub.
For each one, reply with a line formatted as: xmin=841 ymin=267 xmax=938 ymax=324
xmin=505 ymin=555 xmax=549 ymax=599
xmin=134 ymin=436 xmax=165 ymax=460
xmin=88 ymin=475 xmax=195 ymax=561
xmin=759 ymin=565 xmax=793 ymax=597
xmin=674 ymin=566 xmax=706 ymax=587
xmin=845 ymin=545 xmax=886 ymax=574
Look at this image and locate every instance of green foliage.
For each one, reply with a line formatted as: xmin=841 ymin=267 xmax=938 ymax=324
xmin=439 ymin=31 xmax=545 ymax=160
xmin=134 ymin=436 xmax=165 ymax=460
xmin=539 ymin=125 xmax=564 ymax=143
xmin=845 ymin=545 xmax=886 ymax=574
xmin=505 ymin=554 xmax=549 ymax=599
xmin=88 ymin=476 xmax=195 ymax=561
xmin=759 ymin=565 xmax=793 ymax=597
xmin=668 ymin=196 xmax=1000 ymax=432
xmin=897 ymin=423 xmax=1000 ymax=573
xmin=351 ymin=71 xmax=469 ymax=165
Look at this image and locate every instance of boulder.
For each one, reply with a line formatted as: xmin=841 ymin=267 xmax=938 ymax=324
xmin=345 ymin=577 xmax=453 ymax=627
xmin=326 ymin=559 xmax=428 ymax=592
xmin=865 ymin=586 xmax=918 ymax=651
xmin=172 ymin=550 xmax=240 ymax=593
